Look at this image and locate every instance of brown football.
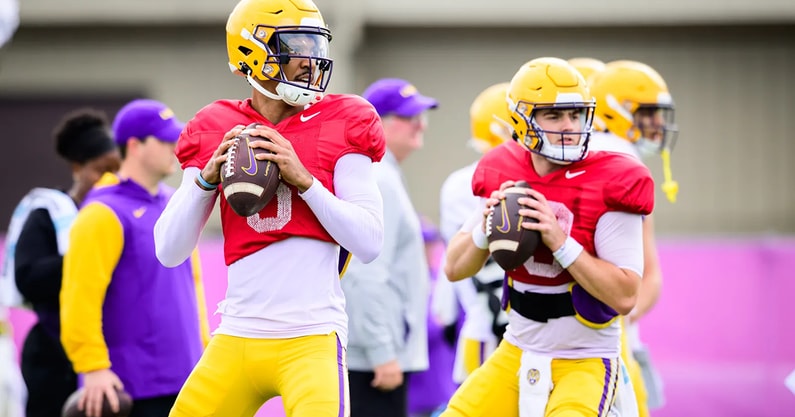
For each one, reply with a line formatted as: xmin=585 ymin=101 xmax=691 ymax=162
xmin=485 ymin=180 xmax=541 ymax=271
xmin=220 ymin=123 xmax=281 ymax=217
xmin=62 ymin=387 xmax=133 ymax=417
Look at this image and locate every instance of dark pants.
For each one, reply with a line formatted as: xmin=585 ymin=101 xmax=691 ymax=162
xmin=348 ymin=370 xmax=411 ymax=417
xmin=129 ymin=394 xmax=179 ymax=417
xmin=21 ymin=323 xmax=77 ymax=417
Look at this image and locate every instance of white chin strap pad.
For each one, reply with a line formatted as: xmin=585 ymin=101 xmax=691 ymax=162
xmin=246 ymin=75 xmax=317 ymax=107
xmin=277 ymin=83 xmax=315 ymax=107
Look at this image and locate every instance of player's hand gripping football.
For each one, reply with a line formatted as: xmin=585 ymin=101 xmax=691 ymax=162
xmin=517 ymin=188 xmax=567 ymax=252
xmin=481 ymin=180 xmax=516 ymax=234
xmin=200 ymin=125 xmax=246 ymax=185
xmin=248 ymin=125 xmax=314 ymax=192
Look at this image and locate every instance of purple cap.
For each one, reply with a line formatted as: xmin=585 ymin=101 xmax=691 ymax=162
xmin=362 ymin=78 xmax=438 ymax=117
xmin=112 ymin=99 xmax=185 ymax=145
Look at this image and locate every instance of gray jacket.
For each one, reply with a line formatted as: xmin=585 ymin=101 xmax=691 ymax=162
xmin=341 ymin=151 xmax=429 ymax=372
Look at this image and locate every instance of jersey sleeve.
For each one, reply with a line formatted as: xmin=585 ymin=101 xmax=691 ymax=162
xmin=320 ymin=96 xmax=385 ymax=163
xmin=61 ymin=202 xmax=123 ymax=373
xmin=472 ymin=163 xmax=488 ymax=199
xmin=604 ymin=156 xmax=655 ymax=215
xmin=176 ymin=121 xmax=226 ymax=170
xmin=176 ymin=102 xmax=239 ymax=170
xmin=471 ymin=154 xmax=505 ymax=199
xmin=345 ymin=103 xmax=386 ymax=162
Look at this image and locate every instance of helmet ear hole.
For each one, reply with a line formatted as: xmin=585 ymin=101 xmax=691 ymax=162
xmin=239 ymin=62 xmax=253 ymax=76
xmin=238 ymin=46 xmax=253 ymax=56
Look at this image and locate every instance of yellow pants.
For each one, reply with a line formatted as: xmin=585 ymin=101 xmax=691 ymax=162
xmin=442 ymin=340 xmax=619 ymax=417
xmin=169 ymin=333 xmax=347 ymax=417
xmin=620 ymin=317 xmax=649 ymax=417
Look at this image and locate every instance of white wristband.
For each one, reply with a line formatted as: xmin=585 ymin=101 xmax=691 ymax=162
xmin=471 ymin=221 xmax=489 ymax=250
xmin=552 ymin=236 xmax=584 ymax=269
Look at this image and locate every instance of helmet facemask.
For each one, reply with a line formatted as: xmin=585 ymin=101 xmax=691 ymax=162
xmin=514 ymin=99 xmax=595 ymax=165
xmin=632 ymin=104 xmax=678 ymax=160
xmin=239 ymin=25 xmax=333 ymax=106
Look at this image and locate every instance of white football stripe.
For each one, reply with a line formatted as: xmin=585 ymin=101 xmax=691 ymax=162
xmin=223 ymin=182 xmax=264 ymax=198
xmin=504 ymin=187 xmax=527 ymax=195
xmin=489 ymin=240 xmax=519 ymax=252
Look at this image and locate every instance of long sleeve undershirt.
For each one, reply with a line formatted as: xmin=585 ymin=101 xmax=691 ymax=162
xmin=155 ymin=153 xmax=383 ymax=266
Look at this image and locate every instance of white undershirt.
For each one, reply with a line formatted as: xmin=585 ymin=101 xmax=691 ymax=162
xmin=153 ymin=153 xmax=383 ymax=344
xmin=461 ymin=200 xmax=644 ymax=357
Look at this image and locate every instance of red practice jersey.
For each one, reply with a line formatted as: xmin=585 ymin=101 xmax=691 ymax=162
xmin=176 ymin=95 xmax=386 ymax=265
xmin=472 ymin=141 xmax=654 ymax=286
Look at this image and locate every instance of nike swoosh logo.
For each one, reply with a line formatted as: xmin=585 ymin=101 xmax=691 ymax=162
xmin=496 ymin=200 xmax=511 ymax=233
xmin=300 ymin=112 xmax=321 ymax=122
xmin=241 ymin=138 xmax=258 ymax=176
xmin=133 ymin=207 xmax=146 ymax=218
xmin=565 ymin=170 xmax=586 ymax=179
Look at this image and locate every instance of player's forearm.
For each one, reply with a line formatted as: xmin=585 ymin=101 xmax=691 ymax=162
xmin=302 ymin=153 xmax=384 ymax=263
xmin=568 ymin=211 xmax=644 ymax=315
xmin=567 ymin=253 xmax=640 ymax=316
xmin=301 ymin=180 xmax=383 ymax=263
xmin=444 ymin=230 xmax=490 ymax=282
xmin=630 ymin=214 xmax=663 ymax=322
xmin=630 ymin=263 xmax=662 ymax=322
xmin=154 ymin=167 xmax=217 ymax=267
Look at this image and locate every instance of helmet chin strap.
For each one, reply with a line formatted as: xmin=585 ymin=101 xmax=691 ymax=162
xmin=277 ymin=83 xmax=316 ymax=107
xmin=659 ymin=148 xmax=679 ymax=203
xmin=246 ymin=74 xmax=317 ymax=107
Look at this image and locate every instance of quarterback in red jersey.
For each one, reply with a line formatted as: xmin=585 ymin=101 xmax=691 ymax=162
xmin=153 ymin=1 xmax=385 ymax=416
xmin=441 ymin=57 xmax=653 ymax=417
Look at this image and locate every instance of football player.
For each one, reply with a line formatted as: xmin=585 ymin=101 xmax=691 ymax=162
xmin=153 ymin=0 xmax=386 ymax=416
xmin=588 ymin=59 xmax=679 ymax=414
xmin=441 ymin=57 xmax=653 ymax=417
xmin=432 ymin=82 xmax=513 ymax=386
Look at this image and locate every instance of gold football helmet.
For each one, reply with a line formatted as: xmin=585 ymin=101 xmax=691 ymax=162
xmin=226 ymin=0 xmax=332 ymax=106
xmin=469 ymin=82 xmax=512 ymax=154
xmin=591 ymin=60 xmax=680 ymax=202
xmin=590 ymin=60 xmax=677 ymax=156
xmin=507 ymin=57 xmax=595 ymax=164
xmin=567 ymin=57 xmax=606 ymax=83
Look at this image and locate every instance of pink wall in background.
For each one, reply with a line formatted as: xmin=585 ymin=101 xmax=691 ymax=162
xmin=6 ymin=237 xmax=795 ymax=416
xmin=638 ymin=238 xmax=795 ymax=417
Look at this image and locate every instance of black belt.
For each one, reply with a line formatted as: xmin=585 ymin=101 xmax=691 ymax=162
xmin=508 ymin=286 xmax=575 ymax=323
